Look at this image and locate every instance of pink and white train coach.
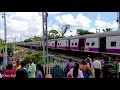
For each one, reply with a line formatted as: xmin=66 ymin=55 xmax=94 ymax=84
xmin=18 ymin=30 xmax=120 ymax=55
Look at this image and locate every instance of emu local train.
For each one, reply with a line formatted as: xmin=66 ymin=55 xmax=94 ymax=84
xmin=18 ymin=30 xmax=120 ymax=55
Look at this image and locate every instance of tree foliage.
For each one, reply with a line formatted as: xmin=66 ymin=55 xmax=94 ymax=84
xmin=102 ymin=28 xmax=113 ymax=32
xmin=24 ymin=36 xmax=42 ymax=42
xmin=0 ymin=39 xmax=3 ymax=53
xmin=77 ymin=29 xmax=94 ymax=35
xmin=23 ymin=51 xmax=44 ymax=64
xmin=49 ymin=30 xmax=59 ymax=36
xmin=48 ymin=30 xmax=64 ymax=39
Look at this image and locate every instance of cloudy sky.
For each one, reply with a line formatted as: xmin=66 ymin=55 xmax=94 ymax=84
xmin=0 ymin=12 xmax=118 ymax=42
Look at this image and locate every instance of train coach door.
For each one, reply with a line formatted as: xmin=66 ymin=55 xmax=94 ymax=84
xmin=79 ymin=38 xmax=84 ymax=50
xmin=55 ymin=41 xmax=57 ymax=48
xmin=68 ymin=39 xmax=70 ymax=50
xmin=99 ymin=37 xmax=106 ymax=52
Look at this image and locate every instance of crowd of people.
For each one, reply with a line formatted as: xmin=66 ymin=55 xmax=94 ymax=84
xmin=66 ymin=55 xmax=120 ymax=78
xmin=0 ymin=59 xmax=45 ymax=78
xmin=0 ymin=54 xmax=120 ymax=78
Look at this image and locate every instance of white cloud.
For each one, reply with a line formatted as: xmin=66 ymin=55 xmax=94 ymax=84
xmin=55 ymin=14 xmax=76 ymax=25
xmin=0 ymin=12 xmax=117 ymax=42
xmin=75 ymin=13 xmax=91 ymax=29
xmin=0 ymin=12 xmax=43 ymax=41
xmin=64 ymin=29 xmax=77 ymax=37
xmin=89 ymin=28 xmax=96 ymax=33
xmin=95 ymin=14 xmax=117 ymax=29
xmin=55 ymin=13 xmax=91 ymax=36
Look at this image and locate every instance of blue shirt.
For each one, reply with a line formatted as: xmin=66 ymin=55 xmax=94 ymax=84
xmin=36 ymin=70 xmax=43 ymax=78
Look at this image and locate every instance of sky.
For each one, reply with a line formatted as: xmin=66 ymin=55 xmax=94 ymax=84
xmin=0 ymin=12 xmax=118 ymax=42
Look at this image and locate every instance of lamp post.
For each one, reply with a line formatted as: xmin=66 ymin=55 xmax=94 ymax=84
xmin=1 ymin=12 xmax=7 ymax=67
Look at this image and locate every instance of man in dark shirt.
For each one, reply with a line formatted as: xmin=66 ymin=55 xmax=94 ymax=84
xmin=16 ymin=61 xmax=28 ymax=78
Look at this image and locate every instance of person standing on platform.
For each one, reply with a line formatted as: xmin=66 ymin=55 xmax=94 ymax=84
xmin=114 ymin=56 xmax=120 ymax=78
xmin=16 ymin=61 xmax=28 ymax=78
xmin=2 ymin=64 xmax=15 ymax=78
xmin=80 ymin=60 xmax=92 ymax=78
xmin=13 ymin=60 xmax=21 ymax=71
xmin=28 ymin=59 xmax=36 ymax=78
xmin=85 ymin=55 xmax=92 ymax=68
xmin=92 ymin=58 xmax=101 ymax=78
xmin=36 ymin=64 xmax=44 ymax=78
xmin=65 ymin=59 xmax=74 ymax=75
xmin=67 ymin=63 xmax=84 ymax=78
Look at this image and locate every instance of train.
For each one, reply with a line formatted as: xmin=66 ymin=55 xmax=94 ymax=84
xmin=18 ymin=30 xmax=120 ymax=55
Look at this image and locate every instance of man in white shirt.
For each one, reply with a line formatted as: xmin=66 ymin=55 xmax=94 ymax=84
xmin=92 ymin=58 xmax=101 ymax=78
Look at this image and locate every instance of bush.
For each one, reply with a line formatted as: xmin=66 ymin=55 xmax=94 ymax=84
xmin=23 ymin=51 xmax=44 ymax=65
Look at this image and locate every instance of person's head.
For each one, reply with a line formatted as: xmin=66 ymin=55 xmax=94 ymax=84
xmin=116 ymin=56 xmax=120 ymax=62
xmin=82 ymin=60 xmax=87 ymax=65
xmin=104 ymin=55 xmax=109 ymax=63
xmin=6 ymin=64 xmax=13 ymax=70
xmin=21 ymin=61 xmax=26 ymax=68
xmin=36 ymin=64 xmax=41 ymax=70
xmin=73 ymin=63 xmax=79 ymax=78
xmin=29 ymin=59 xmax=33 ymax=64
xmin=95 ymin=57 xmax=99 ymax=60
xmin=69 ymin=59 xmax=72 ymax=62
xmin=16 ymin=60 xmax=21 ymax=65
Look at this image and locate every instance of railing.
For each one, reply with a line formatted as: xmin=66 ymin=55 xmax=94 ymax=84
xmin=42 ymin=55 xmax=68 ymax=78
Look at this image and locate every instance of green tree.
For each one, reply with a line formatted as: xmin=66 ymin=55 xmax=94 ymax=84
xmin=49 ymin=30 xmax=59 ymax=36
xmin=48 ymin=30 xmax=63 ymax=39
xmin=0 ymin=39 xmax=3 ymax=53
xmin=23 ymin=51 xmax=44 ymax=64
xmin=33 ymin=36 xmax=42 ymax=42
xmin=103 ymin=28 xmax=113 ymax=32
xmin=24 ymin=38 xmax=33 ymax=42
xmin=77 ymin=29 xmax=94 ymax=35
xmin=24 ymin=36 xmax=43 ymax=42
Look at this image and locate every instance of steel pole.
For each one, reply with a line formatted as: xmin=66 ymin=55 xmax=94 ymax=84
xmin=42 ymin=12 xmax=46 ymax=73
xmin=45 ymin=12 xmax=49 ymax=74
xmin=42 ymin=12 xmax=48 ymax=75
xmin=3 ymin=12 xmax=8 ymax=67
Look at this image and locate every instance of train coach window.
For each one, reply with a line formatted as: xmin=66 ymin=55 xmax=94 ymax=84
xmin=86 ymin=42 xmax=89 ymax=46
xmin=58 ymin=43 xmax=59 ymax=45
xmin=91 ymin=42 xmax=95 ymax=46
xmin=72 ymin=43 xmax=74 ymax=46
xmin=75 ymin=42 xmax=77 ymax=46
xmin=111 ymin=42 xmax=116 ymax=47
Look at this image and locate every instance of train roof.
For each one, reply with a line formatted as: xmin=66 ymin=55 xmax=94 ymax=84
xmin=18 ymin=30 xmax=120 ymax=44
xmin=49 ymin=30 xmax=120 ymax=40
